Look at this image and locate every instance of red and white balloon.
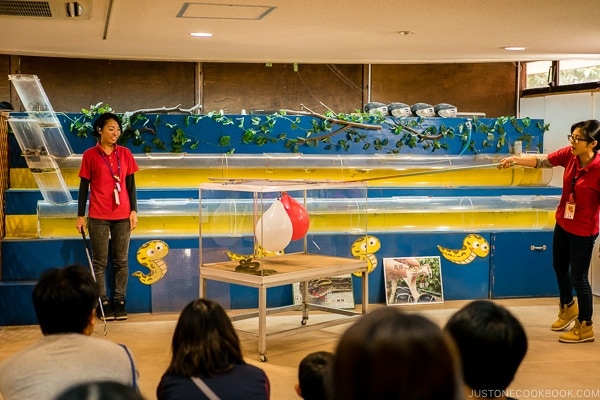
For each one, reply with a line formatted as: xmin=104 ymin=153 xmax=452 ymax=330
xmin=280 ymin=192 xmax=310 ymax=240
xmin=255 ymin=199 xmax=293 ymax=252
xmin=255 ymin=193 xmax=310 ymax=252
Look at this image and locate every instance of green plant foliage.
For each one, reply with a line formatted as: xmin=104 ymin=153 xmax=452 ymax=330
xmin=62 ymin=103 xmax=548 ymax=154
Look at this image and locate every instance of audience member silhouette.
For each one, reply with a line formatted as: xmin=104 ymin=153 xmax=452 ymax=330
xmin=0 ymin=265 xmax=138 ymax=400
xmin=332 ymin=307 xmax=463 ymax=400
xmin=157 ymin=298 xmax=270 ymax=400
xmin=296 ymin=351 xmax=335 ymax=400
xmin=56 ymin=381 xmax=145 ymax=400
xmin=444 ymin=300 xmax=527 ymax=400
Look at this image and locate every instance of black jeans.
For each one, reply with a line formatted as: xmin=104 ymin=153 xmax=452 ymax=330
xmin=552 ymin=223 xmax=596 ymax=322
xmin=88 ymin=218 xmax=131 ymax=301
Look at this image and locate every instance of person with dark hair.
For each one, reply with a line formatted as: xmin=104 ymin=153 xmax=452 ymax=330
xmin=56 ymin=381 xmax=145 ymax=400
xmin=444 ymin=300 xmax=527 ymax=399
xmin=0 ymin=265 xmax=139 ymax=400
xmin=0 ymin=101 xmax=14 ymax=110
xmin=331 ymin=307 xmax=463 ymax=400
xmin=76 ymin=112 xmax=139 ymax=321
xmin=295 ymin=351 xmax=335 ymax=400
xmin=499 ymin=119 xmax=600 ymax=343
xmin=156 ymin=298 xmax=270 ymax=400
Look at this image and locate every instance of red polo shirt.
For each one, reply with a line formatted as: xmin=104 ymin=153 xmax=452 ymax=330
xmin=549 ymin=146 xmax=600 ymax=236
xmin=79 ymin=144 xmax=139 ymax=220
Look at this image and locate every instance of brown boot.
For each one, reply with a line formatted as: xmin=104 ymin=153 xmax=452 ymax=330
xmin=558 ymin=320 xmax=594 ymax=343
xmin=551 ymin=301 xmax=578 ymax=331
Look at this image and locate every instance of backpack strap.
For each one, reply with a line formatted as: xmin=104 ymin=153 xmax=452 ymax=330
xmin=118 ymin=343 xmax=138 ymax=390
xmin=191 ymin=376 xmax=221 ymax=400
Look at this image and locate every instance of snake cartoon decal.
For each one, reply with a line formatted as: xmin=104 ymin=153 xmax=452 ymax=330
xmin=437 ymin=234 xmax=489 ymax=265
xmin=351 ymin=235 xmax=381 ymax=277
xmin=132 ymin=240 xmax=170 ymax=285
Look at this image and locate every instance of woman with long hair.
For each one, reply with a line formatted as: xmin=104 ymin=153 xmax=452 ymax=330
xmin=157 ymin=299 xmax=270 ymax=400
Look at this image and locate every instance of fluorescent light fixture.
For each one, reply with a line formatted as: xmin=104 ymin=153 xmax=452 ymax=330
xmin=190 ymin=32 xmax=213 ymax=37
xmin=503 ymin=46 xmax=526 ymax=51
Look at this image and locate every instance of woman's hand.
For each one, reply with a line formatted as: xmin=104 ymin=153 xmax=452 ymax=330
xmin=498 ymin=154 xmax=538 ymax=169
xmin=76 ymin=216 xmax=86 ymax=234
xmin=130 ymin=211 xmax=138 ymax=231
xmin=498 ymin=157 xmax=516 ymax=169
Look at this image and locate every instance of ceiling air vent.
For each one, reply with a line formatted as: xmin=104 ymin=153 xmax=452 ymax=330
xmin=0 ymin=0 xmax=91 ymax=19
xmin=0 ymin=0 xmax=53 ymax=17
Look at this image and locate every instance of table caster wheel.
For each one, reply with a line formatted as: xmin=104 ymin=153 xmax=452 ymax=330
xmin=301 ymin=319 xmax=307 ymax=325
xmin=260 ymin=354 xmax=268 ymax=362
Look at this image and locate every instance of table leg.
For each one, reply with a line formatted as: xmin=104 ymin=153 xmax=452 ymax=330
xmin=361 ymin=269 xmax=369 ymax=314
xmin=199 ymin=275 xmax=206 ymax=298
xmin=301 ymin=280 xmax=309 ymax=325
xmin=258 ymin=285 xmax=267 ymax=362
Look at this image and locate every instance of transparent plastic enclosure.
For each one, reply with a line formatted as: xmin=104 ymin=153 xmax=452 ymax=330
xmin=199 ymin=180 xmax=369 ymax=271
xmin=37 ymin=198 xmax=198 ymax=238
xmin=8 ymin=74 xmax=72 ymax=157
xmin=53 ymin=153 xmax=554 ymax=189
xmin=25 ymin=155 xmax=72 ymax=205
xmin=36 ymin=191 xmax=559 ymax=238
xmin=9 ymin=117 xmax=73 ymax=205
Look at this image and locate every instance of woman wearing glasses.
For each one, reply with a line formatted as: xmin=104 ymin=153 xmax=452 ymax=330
xmin=499 ymin=119 xmax=600 ymax=344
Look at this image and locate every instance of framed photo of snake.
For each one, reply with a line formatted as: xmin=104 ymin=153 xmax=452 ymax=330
xmin=383 ymin=256 xmax=444 ymax=305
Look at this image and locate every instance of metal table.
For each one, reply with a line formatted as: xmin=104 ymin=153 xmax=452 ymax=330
xmin=200 ymin=252 xmax=368 ymax=361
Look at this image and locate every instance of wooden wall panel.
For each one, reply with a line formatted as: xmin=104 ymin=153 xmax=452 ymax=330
xmin=371 ymin=63 xmax=517 ymax=117
xmin=1 ymin=55 xmax=517 ymax=117
xmin=0 ymin=56 xmax=11 ymax=106
xmin=202 ymin=63 xmax=364 ymax=114
xmin=11 ymin=57 xmax=196 ymax=112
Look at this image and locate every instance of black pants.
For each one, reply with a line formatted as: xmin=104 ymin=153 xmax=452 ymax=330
xmin=552 ymin=224 xmax=596 ymax=322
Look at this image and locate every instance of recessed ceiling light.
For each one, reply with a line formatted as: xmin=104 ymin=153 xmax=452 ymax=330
xmin=190 ymin=32 xmax=213 ymax=37
xmin=503 ymin=46 xmax=526 ymax=51
xmin=397 ymin=30 xmax=414 ymax=36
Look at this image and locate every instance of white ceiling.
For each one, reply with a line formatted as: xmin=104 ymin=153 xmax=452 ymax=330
xmin=1 ymin=0 xmax=599 ymax=64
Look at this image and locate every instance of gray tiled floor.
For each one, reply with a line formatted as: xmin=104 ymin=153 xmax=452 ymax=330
xmin=1 ymin=297 xmax=599 ymax=400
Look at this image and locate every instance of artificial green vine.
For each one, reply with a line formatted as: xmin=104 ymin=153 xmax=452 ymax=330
xmin=62 ymin=102 xmax=548 ymax=154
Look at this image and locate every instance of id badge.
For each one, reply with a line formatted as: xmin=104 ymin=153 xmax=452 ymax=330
xmin=564 ymin=202 xmax=575 ymax=219
xmin=114 ymin=188 xmax=121 ymax=206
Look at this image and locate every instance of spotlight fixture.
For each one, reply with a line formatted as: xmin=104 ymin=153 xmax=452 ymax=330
xmin=434 ymin=103 xmax=458 ymax=117
xmin=411 ymin=103 xmax=435 ymax=117
xmin=388 ymin=102 xmax=412 ymax=117
xmin=190 ymin=32 xmax=213 ymax=37
xmin=364 ymin=102 xmax=388 ymax=115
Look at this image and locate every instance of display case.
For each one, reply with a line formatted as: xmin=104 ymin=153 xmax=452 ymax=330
xmin=1 ymin=107 xmax=565 ymax=326
xmin=30 ymin=152 xmax=554 ymax=190
xmin=199 ymin=179 xmax=369 ymax=361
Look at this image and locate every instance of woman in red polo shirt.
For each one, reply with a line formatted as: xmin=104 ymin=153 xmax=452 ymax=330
xmin=76 ymin=112 xmax=139 ymax=321
xmin=499 ymin=119 xmax=600 ymax=343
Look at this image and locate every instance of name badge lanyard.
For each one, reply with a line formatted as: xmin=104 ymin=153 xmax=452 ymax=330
xmin=570 ymin=168 xmax=587 ymax=203
xmin=101 ymin=149 xmax=122 ymax=206
xmin=564 ymin=168 xmax=587 ymax=220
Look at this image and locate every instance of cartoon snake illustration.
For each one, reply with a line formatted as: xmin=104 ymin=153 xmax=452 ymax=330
xmin=437 ymin=233 xmax=489 ymax=265
xmin=132 ymin=240 xmax=170 ymax=285
xmin=351 ymin=235 xmax=381 ymax=277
